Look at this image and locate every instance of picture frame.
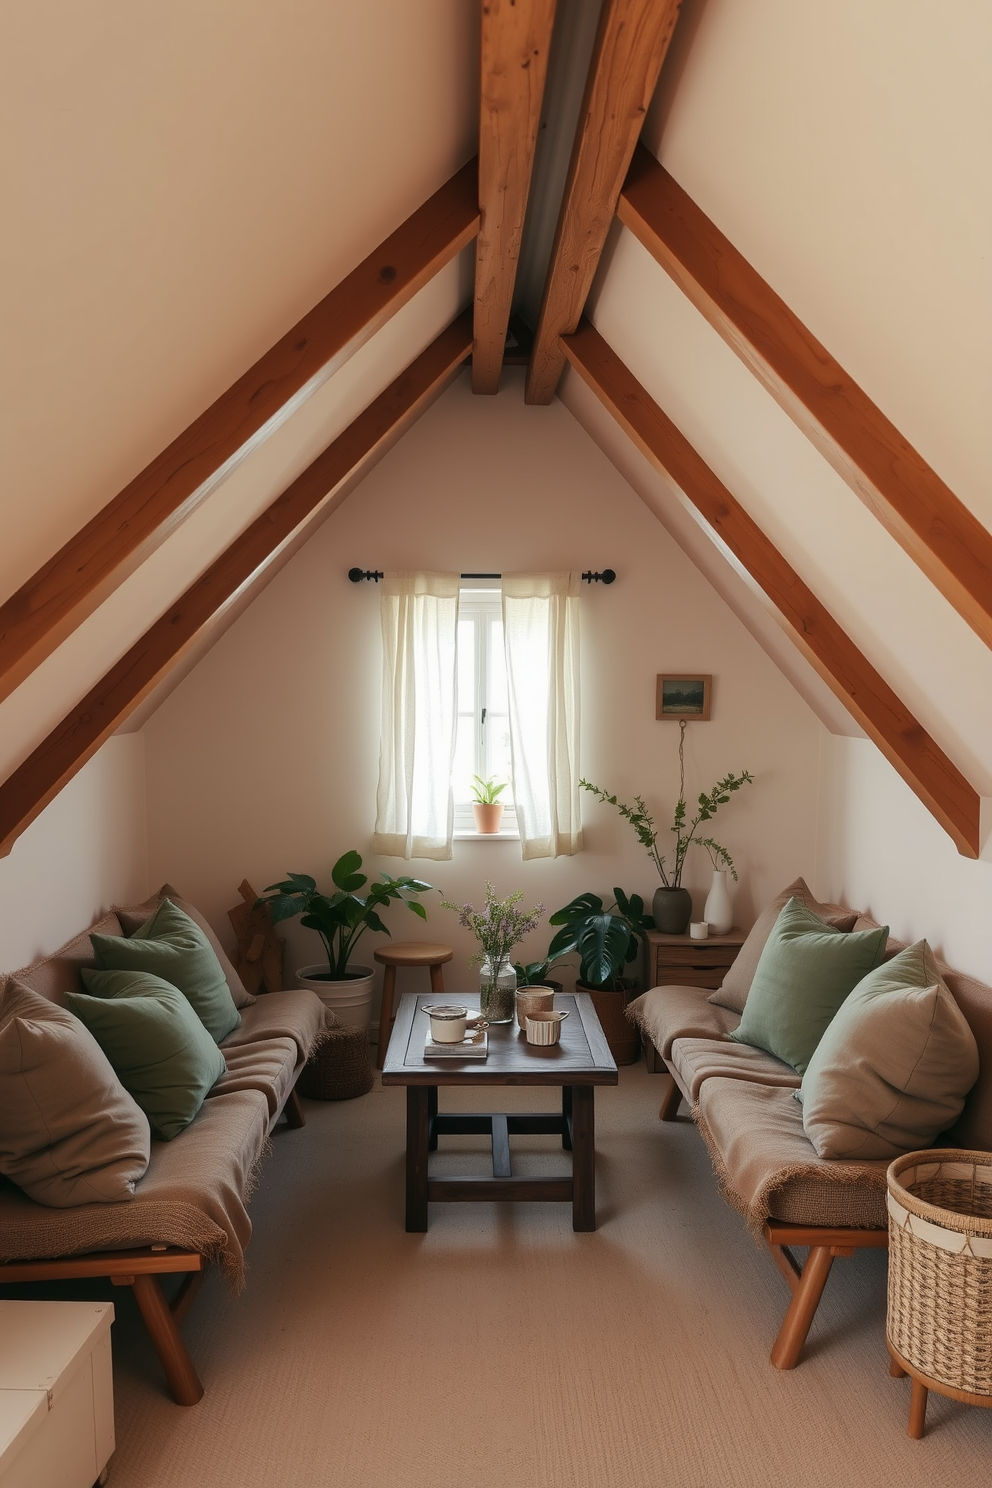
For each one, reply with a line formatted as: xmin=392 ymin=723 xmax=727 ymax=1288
xmin=656 ymin=674 xmax=711 ymax=721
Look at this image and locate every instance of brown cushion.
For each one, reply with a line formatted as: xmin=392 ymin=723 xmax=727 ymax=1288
xmin=669 ymin=1036 xmax=800 ymax=1105
xmin=115 ymin=884 xmax=254 ymax=1009
xmin=709 ymin=877 xmax=859 ymax=1013
xmin=800 ymin=941 xmax=980 ymax=1159
xmin=627 ymin=985 xmax=739 ymax=1063
xmin=0 ymin=979 xmax=150 ymax=1206
xmin=6 ymin=912 xmax=124 ymax=1005
xmin=695 ymin=1076 xmax=889 ymax=1231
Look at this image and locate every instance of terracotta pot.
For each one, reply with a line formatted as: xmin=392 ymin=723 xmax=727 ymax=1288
xmin=473 ymin=802 xmax=504 ymax=833
xmin=576 ymin=980 xmax=640 ymax=1065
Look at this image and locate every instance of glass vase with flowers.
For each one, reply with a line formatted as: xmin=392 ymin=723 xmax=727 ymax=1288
xmin=442 ymin=883 xmax=545 ymax=1023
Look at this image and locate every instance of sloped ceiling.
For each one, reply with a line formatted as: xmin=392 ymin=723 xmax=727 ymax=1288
xmin=2 ymin=0 xmax=991 ymax=854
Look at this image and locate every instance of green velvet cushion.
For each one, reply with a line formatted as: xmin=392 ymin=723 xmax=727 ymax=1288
xmin=729 ymin=898 xmax=889 ymax=1073
xmin=799 ymin=941 xmax=980 ymax=1159
xmin=69 ymin=969 xmax=227 ymax=1140
xmin=91 ymin=898 xmax=241 ymax=1042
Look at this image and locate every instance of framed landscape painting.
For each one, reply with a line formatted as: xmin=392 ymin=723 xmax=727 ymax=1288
xmin=656 ymin=674 xmax=711 ymax=721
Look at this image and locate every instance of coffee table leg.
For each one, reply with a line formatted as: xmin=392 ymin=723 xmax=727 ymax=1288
xmin=406 ymin=1086 xmax=430 ymax=1232
xmin=427 ymin=1086 xmax=439 ymax=1151
xmin=561 ymin=1085 xmax=573 ymax=1150
xmin=570 ymin=1085 xmax=596 ymax=1232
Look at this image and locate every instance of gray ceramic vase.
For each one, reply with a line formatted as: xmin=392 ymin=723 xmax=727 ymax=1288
xmin=652 ymin=886 xmax=693 ymax=936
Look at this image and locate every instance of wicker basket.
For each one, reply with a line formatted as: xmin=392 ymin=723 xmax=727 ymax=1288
xmin=887 ymin=1148 xmax=992 ymax=1398
xmin=296 ymin=1022 xmax=374 ymax=1101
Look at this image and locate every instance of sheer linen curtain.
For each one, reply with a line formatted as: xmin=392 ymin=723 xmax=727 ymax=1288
xmin=373 ymin=573 xmax=460 ymax=860
xmin=502 ymin=573 xmax=583 ymax=860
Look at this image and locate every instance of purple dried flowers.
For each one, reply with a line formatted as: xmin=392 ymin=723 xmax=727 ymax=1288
xmin=441 ymin=882 xmax=545 ymax=968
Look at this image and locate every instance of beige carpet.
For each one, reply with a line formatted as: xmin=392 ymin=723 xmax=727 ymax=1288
xmin=25 ymin=1064 xmax=992 ymax=1485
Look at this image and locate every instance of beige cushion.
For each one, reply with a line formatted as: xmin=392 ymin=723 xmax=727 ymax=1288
xmin=0 ymin=979 xmax=150 ymax=1206
xmin=116 ymin=884 xmax=254 ymax=1009
xmin=695 ymin=1076 xmax=889 ymax=1231
xmin=800 ymin=941 xmax=980 ymax=1160
xmin=6 ymin=912 xmax=124 ymax=1005
xmin=627 ymin=985 xmax=739 ymax=1063
xmin=669 ymin=1036 xmax=800 ymax=1105
xmin=709 ymin=877 xmax=859 ymax=1013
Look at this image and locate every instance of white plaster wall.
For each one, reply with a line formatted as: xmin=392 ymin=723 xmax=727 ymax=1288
xmin=0 ymin=736 xmax=148 ymax=973
xmin=586 ymin=0 xmax=992 ymax=966
xmin=816 ymin=735 xmax=992 ymax=984
xmin=142 ymin=370 xmax=824 ymax=1012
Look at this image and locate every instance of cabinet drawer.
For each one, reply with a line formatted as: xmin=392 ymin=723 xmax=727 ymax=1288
xmin=653 ymin=966 xmax=726 ymax=989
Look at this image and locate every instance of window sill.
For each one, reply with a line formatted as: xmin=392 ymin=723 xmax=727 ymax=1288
xmin=453 ymin=830 xmax=520 ymax=841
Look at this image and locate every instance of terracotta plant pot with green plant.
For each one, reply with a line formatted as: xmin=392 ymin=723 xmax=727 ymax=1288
xmin=471 ymin=775 xmax=507 ymax=833
xmin=546 ymin=889 xmax=654 ymax=1064
xmin=258 ymin=852 xmax=435 ymax=1031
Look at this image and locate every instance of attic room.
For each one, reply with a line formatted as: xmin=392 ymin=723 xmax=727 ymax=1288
xmin=1 ymin=1 xmax=991 ymax=1484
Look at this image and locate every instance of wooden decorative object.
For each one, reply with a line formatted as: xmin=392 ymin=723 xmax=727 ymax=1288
xmin=525 ymin=0 xmax=683 ymax=404
xmin=0 ymin=162 xmax=479 ymax=705
xmin=618 ymin=145 xmax=992 ymax=653
xmin=228 ymin=879 xmax=285 ymax=995
xmin=561 ymin=319 xmax=981 ymax=858
xmin=0 ymin=313 xmax=472 ymax=858
xmin=474 ymin=0 xmax=557 ymax=394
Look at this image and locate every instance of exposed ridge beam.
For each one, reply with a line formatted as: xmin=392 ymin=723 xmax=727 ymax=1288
xmin=0 ymin=314 xmax=473 ymax=858
xmin=473 ymin=0 xmax=558 ymax=394
xmin=562 ymin=320 xmax=980 ymax=858
xmin=525 ymin=0 xmax=682 ymax=404
xmin=0 ymin=163 xmax=480 ymax=705
xmin=618 ymin=145 xmax=992 ymax=651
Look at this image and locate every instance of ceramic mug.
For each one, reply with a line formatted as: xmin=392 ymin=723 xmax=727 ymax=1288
xmin=524 ymin=1009 xmax=570 ymax=1046
xmin=422 ymin=1005 xmax=486 ymax=1043
xmin=516 ymin=985 xmax=555 ymax=1031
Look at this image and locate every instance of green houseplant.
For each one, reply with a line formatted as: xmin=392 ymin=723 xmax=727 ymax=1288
xmin=259 ymin=852 xmax=435 ymax=1029
xmin=546 ymin=889 xmax=654 ymax=1064
xmin=580 ymin=751 xmax=752 ymax=935
xmin=470 ymin=775 xmax=507 ymax=834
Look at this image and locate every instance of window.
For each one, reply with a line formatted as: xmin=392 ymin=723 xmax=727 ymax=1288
xmin=454 ymin=584 xmax=515 ymax=833
xmin=373 ymin=571 xmax=582 ymax=860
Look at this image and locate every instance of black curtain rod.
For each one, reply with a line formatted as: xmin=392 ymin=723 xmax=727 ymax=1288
xmin=348 ymin=568 xmax=615 ymax=585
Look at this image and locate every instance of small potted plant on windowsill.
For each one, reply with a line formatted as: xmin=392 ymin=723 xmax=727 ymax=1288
xmin=546 ymin=888 xmax=654 ymax=1064
xmin=258 ymin=851 xmax=435 ymax=1031
xmin=471 ymin=775 xmax=507 ymax=833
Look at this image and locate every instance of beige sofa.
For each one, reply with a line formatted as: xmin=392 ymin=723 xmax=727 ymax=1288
xmin=0 ymin=888 xmax=326 ymax=1404
xmin=628 ymin=882 xmax=992 ymax=1369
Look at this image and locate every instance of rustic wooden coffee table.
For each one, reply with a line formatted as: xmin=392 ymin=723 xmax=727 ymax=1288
xmin=381 ymin=992 xmax=618 ymax=1232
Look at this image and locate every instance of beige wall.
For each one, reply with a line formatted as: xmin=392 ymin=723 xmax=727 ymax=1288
xmin=0 ymin=737 xmax=148 ymax=973
xmin=141 ymin=370 xmax=824 ymax=1014
xmin=576 ymin=0 xmax=992 ymax=974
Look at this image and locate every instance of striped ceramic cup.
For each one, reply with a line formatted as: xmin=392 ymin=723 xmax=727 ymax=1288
xmin=524 ymin=1010 xmax=570 ymax=1046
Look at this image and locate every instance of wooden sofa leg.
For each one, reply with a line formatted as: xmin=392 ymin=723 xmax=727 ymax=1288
xmin=129 ymin=1273 xmax=204 ymax=1405
xmin=283 ymin=1086 xmax=306 ymax=1128
xmin=658 ymin=1078 xmax=683 ymax=1122
xmin=770 ymin=1246 xmax=835 ymax=1370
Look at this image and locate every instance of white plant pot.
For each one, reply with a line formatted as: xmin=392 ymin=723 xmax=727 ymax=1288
xmin=296 ymin=965 xmax=374 ymax=1032
xmin=703 ymin=870 xmax=734 ymax=936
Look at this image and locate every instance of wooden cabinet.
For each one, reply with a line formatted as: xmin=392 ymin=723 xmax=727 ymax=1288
xmin=642 ymin=929 xmax=746 ymax=1073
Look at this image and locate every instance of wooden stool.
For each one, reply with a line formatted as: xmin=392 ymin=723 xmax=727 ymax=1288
xmin=374 ymin=942 xmax=453 ymax=1068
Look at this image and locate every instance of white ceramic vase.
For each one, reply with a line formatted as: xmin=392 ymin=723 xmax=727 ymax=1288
xmin=703 ymin=870 xmax=734 ymax=936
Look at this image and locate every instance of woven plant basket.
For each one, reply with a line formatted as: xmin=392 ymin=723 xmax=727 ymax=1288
xmin=887 ymin=1148 xmax=992 ymax=1398
xmin=296 ymin=1022 xmax=374 ymax=1101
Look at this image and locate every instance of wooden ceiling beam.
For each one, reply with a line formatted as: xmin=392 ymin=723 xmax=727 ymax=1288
xmin=473 ymin=0 xmax=558 ymax=394
xmin=0 ymin=163 xmax=479 ymax=705
xmin=562 ymin=320 xmax=980 ymax=858
xmin=0 ymin=313 xmax=473 ymax=859
xmin=618 ymin=145 xmax=992 ymax=651
xmin=524 ymin=0 xmax=682 ymax=405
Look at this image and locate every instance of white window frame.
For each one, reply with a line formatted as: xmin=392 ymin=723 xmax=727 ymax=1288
xmin=453 ymin=582 xmax=518 ymax=837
